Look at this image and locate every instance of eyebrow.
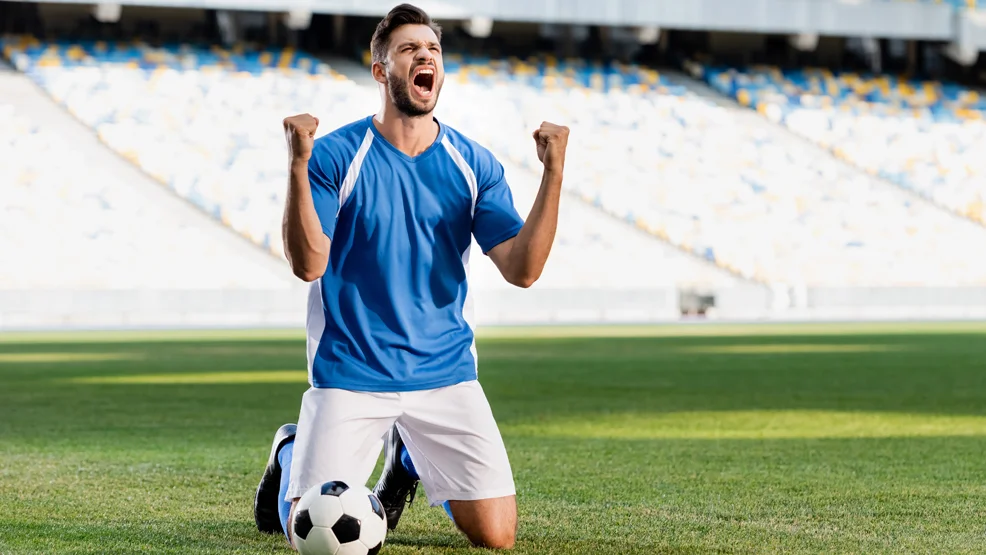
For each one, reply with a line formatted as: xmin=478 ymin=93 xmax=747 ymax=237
xmin=396 ymin=41 xmax=441 ymax=50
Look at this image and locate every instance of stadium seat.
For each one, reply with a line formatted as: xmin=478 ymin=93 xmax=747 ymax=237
xmin=697 ymin=63 xmax=986 ymax=229
xmin=0 ymin=99 xmax=291 ymax=290
xmin=6 ymin=37 xmax=986 ymax=288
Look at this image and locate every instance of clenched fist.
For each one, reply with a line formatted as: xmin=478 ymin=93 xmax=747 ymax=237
xmin=283 ymin=113 xmax=319 ymax=164
xmin=533 ymin=121 xmax=570 ymax=174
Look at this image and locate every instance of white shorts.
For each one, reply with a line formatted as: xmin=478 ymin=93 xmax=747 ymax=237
xmin=285 ymin=380 xmax=515 ymax=507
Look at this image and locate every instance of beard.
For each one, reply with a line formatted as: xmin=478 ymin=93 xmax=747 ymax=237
xmin=387 ymin=70 xmax=439 ymax=118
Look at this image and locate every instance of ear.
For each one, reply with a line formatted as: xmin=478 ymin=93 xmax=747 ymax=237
xmin=371 ymin=61 xmax=388 ymax=85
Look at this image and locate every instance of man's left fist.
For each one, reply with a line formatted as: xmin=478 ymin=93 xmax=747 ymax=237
xmin=533 ymin=121 xmax=570 ymax=174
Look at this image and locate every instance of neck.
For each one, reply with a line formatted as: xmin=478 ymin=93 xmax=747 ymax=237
xmin=373 ymin=104 xmax=439 ymax=157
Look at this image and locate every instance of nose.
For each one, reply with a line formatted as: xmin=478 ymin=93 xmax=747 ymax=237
xmin=415 ymin=46 xmax=433 ymax=63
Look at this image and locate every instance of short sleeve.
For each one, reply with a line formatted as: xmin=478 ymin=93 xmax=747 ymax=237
xmin=472 ymin=157 xmax=524 ymax=254
xmin=308 ymin=146 xmax=341 ymax=240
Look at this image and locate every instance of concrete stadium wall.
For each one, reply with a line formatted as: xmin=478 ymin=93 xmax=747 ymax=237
xmin=789 ymin=286 xmax=986 ymax=320
xmin=719 ymin=285 xmax=986 ymax=321
xmin=0 ymin=289 xmax=308 ymax=329
xmin=4 ymin=286 xmax=986 ymax=330
xmin=0 ymin=287 xmax=681 ymax=329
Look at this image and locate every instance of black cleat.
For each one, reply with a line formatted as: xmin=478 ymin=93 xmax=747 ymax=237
xmin=254 ymin=423 xmax=297 ymax=535
xmin=372 ymin=424 xmax=419 ymax=530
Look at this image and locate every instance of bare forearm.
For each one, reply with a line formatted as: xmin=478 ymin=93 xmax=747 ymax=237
xmin=488 ymin=121 xmax=569 ymax=288
xmin=506 ymin=169 xmax=563 ymax=287
xmin=282 ymin=161 xmax=329 ymax=281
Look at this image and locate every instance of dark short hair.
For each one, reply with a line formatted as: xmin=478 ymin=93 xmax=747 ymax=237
xmin=370 ymin=4 xmax=442 ymax=65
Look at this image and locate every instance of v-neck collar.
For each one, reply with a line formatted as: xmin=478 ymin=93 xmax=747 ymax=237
xmin=367 ymin=115 xmax=446 ymax=163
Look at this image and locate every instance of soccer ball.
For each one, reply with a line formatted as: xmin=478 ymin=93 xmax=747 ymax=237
xmin=292 ymin=480 xmax=388 ymax=555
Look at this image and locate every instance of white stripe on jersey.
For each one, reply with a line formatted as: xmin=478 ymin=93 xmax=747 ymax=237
xmin=337 ymin=128 xmax=374 ymax=214
xmin=442 ymin=137 xmax=481 ymax=370
xmin=441 ymin=137 xmax=478 ymax=216
xmin=305 ymin=278 xmax=326 ymax=385
xmin=459 ymin=242 xmax=478 ymax=372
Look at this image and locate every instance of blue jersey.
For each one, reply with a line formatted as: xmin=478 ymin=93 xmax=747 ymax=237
xmin=303 ymin=115 xmax=524 ymax=392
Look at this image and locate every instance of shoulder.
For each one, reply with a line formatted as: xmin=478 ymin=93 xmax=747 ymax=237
xmin=313 ymin=116 xmax=373 ymax=158
xmin=310 ymin=117 xmax=373 ymax=181
xmin=442 ymin=124 xmax=498 ymax=166
xmin=441 ymin=124 xmax=503 ymax=183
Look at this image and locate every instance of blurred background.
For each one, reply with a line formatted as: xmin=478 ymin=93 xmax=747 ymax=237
xmin=3 ymin=0 xmax=986 ymax=330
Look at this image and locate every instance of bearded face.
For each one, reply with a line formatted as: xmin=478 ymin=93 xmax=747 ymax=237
xmin=381 ymin=24 xmax=444 ymax=117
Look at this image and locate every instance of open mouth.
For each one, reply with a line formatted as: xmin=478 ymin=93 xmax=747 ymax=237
xmin=411 ymin=67 xmax=435 ymax=99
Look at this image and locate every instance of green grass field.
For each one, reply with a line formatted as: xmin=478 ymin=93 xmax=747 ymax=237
xmin=2 ymin=322 xmax=986 ymax=554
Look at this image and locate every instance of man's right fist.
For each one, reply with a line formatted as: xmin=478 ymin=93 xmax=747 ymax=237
xmin=283 ymin=113 xmax=319 ymax=163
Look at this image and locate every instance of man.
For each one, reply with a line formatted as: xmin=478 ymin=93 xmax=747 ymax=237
xmin=253 ymin=3 xmax=568 ymax=550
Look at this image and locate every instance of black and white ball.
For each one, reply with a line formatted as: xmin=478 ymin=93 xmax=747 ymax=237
xmin=292 ymin=480 xmax=388 ymax=555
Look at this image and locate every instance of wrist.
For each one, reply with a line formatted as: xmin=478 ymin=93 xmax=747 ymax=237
xmin=290 ymin=158 xmax=309 ymax=172
xmin=543 ymin=165 xmax=563 ymax=179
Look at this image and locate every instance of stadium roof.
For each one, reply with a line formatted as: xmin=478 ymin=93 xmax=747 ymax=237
xmin=10 ymin=0 xmax=986 ymax=50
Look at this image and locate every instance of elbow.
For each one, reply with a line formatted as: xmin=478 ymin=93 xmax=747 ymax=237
xmin=292 ymin=266 xmax=324 ymax=282
xmin=502 ymin=258 xmax=542 ymax=289
xmin=284 ymin=242 xmax=328 ymax=282
xmin=507 ymin=271 xmax=538 ymax=289
xmin=287 ymin=254 xmax=326 ymax=282
xmin=511 ymin=277 xmax=536 ymax=289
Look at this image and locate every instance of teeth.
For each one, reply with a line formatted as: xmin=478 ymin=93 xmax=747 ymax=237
xmin=418 ymin=69 xmax=433 ymax=75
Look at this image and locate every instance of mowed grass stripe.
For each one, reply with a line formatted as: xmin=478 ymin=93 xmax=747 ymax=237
xmin=504 ymin=410 xmax=986 ymax=439
xmin=68 ymin=370 xmax=307 ymax=385
xmin=3 ymin=320 xmax=986 ymax=344
xmin=1 ymin=323 xmax=985 ymax=554
xmin=0 ymin=352 xmax=145 ymax=363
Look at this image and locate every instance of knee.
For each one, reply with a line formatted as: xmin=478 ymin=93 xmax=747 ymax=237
xmin=467 ymin=526 xmax=516 ymax=550
xmin=447 ymin=497 xmax=517 ymax=550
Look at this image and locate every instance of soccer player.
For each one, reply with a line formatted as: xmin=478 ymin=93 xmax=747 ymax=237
xmin=253 ymin=3 xmax=568 ymax=550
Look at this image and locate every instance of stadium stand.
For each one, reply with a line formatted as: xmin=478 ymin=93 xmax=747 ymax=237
xmin=924 ymin=0 xmax=975 ymax=7
xmin=693 ymin=62 xmax=986 ymax=227
xmin=0 ymin=36 xmax=734 ymax=294
xmin=437 ymin=54 xmax=986 ymax=287
xmin=0 ymin=65 xmax=292 ymax=292
xmin=7 ymin=36 xmax=986 ymax=289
